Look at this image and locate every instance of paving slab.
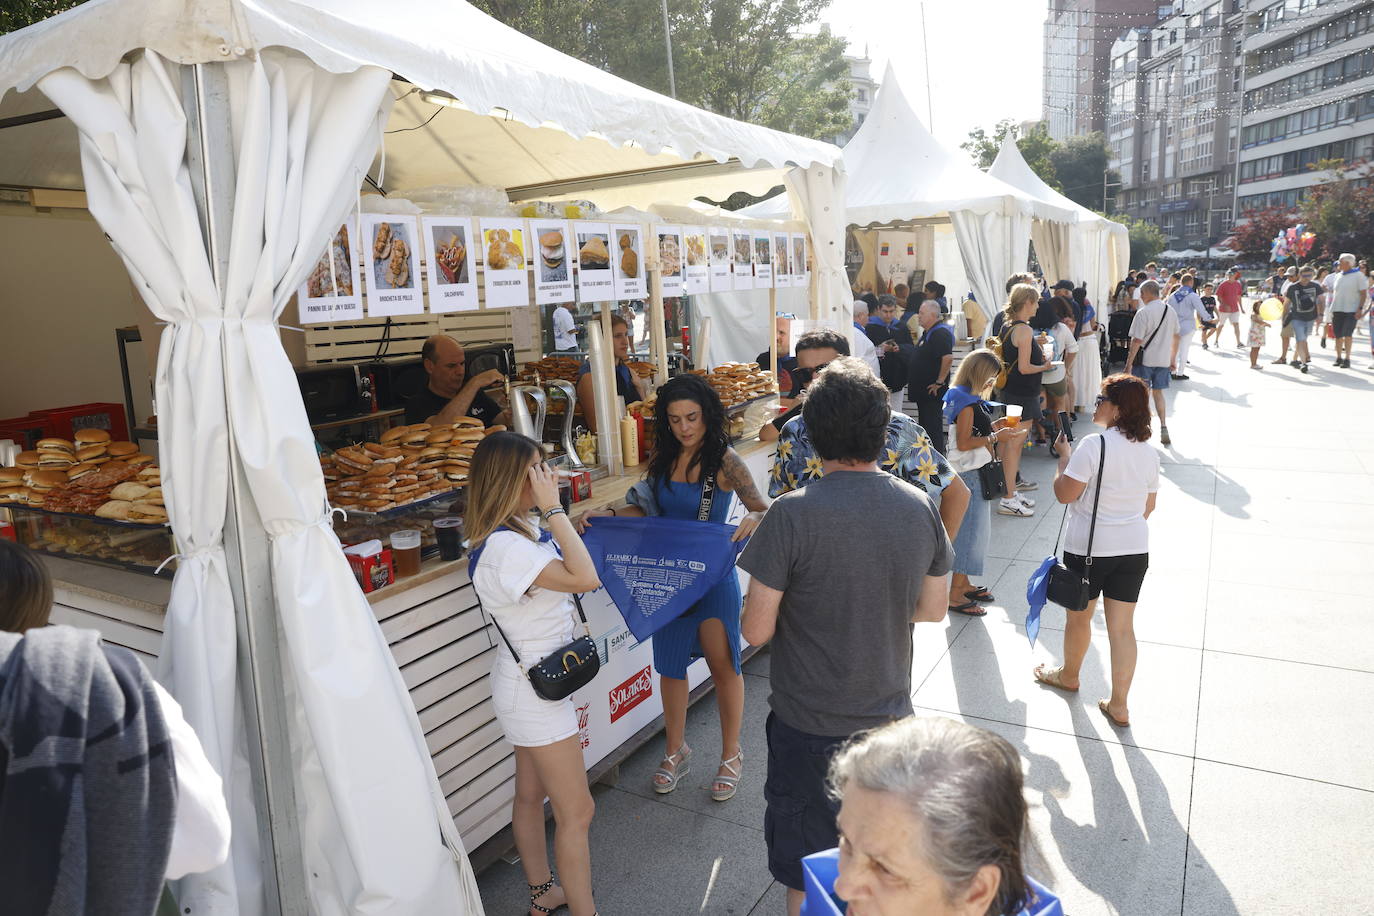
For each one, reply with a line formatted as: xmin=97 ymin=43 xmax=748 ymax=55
xmin=1202 ymin=580 xmax=1374 ymax=672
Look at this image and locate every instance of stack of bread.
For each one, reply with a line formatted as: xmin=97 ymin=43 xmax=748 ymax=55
xmin=695 ymin=362 xmax=777 ymax=407
xmin=323 ymin=418 xmax=496 ymax=513
xmin=626 ymin=360 xmax=655 ymax=380
xmin=520 ymin=356 xmax=581 ymax=385
xmin=0 ymin=432 xmax=165 ymax=523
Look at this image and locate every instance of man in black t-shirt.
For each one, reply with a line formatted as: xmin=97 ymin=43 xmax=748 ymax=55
xmin=907 ymin=302 xmax=955 ymax=454
xmin=403 ymin=335 xmax=508 ymax=426
xmin=1282 ymin=267 xmax=1323 ymax=372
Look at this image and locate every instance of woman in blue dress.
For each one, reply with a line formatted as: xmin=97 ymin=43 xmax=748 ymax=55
xmin=576 ymin=375 xmax=767 ymax=801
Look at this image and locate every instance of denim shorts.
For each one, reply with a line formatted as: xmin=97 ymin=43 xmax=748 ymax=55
xmin=763 ymin=712 xmax=847 ymax=890
xmin=1289 ymin=318 xmax=1313 ymax=339
xmin=1131 ymin=364 xmax=1170 ymax=390
xmin=952 ymin=469 xmax=991 ymax=576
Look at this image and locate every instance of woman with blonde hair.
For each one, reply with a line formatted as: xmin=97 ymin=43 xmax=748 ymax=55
xmin=943 ymin=349 xmax=1026 ymax=614
xmin=994 ymin=283 xmax=1054 ymax=518
xmin=466 ymin=431 xmax=603 ymax=916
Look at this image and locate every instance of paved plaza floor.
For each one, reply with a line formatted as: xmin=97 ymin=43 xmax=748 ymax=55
xmin=477 ymin=327 xmax=1374 ymax=915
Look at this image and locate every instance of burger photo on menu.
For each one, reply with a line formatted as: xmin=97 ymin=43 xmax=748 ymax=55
xmin=538 ymin=229 xmax=568 ymax=283
xmin=577 ymin=230 xmax=610 ymax=273
xmin=430 ymin=224 xmax=470 ymax=285
xmin=371 ymin=220 xmax=416 ymax=290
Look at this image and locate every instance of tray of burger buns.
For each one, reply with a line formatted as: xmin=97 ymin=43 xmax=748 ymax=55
xmin=0 ymin=430 xmax=166 ymax=526
xmin=689 ymin=362 xmax=778 ymax=409
xmin=323 ymin=418 xmax=496 ymax=516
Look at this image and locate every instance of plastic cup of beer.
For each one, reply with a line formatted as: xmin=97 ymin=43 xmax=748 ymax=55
xmin=432 ymin=518 xmax=464 ymax=562
xmin=390 ymin=529 xmax=423 ymax=578
xmin=1005 ymin=405 xmax=1023 ymax=429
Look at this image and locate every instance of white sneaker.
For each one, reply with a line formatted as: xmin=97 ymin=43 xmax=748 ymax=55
xmin=998 ymin=497 xmax=1034 ymax=517
xmin=1016 ymin=493 xmax=1036 ymax=508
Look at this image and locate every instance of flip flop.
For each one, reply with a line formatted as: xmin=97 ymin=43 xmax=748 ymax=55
xmin=1033 ymin=664 xmax=1078 ymax=693
xmin=965 ymin=587 xmax=994 ymax=603
xmin=1097 ymin=700 xmax=1130 ymax=728
xmin=948 ymin=601 xmax=986 ymax=617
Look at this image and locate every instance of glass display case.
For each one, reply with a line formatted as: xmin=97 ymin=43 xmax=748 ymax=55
xmin=331 ymin=489 xmax=466 ymax=562
xmin=7 ymin=505 xmax=175 ymax=575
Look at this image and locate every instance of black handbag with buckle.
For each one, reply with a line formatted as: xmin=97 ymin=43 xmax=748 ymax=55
xmin=977 ymin=453 xmax=1007 ymax=500
xmin=1046 ymin=436 xmax=1106 ymax=612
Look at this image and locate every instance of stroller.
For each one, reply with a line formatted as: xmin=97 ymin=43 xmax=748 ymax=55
xmin=1106 ymin=310 xmax=1135 ymax=368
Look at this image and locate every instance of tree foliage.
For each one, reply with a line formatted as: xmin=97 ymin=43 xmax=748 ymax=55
xmin=1050 ymin=133 xmax=1117 ymax=213
xmin=962 ymin=119 xmax=1060 ymax=189
xmin=1299 ymin=158 xmax=1374 ymax=260
xmin=1115 ymin=214 xmax=1167 ymax=267
xmin=1228 ymin=205 xmax=1298 ymax=262
xmin=1 ymin=0 xmax=86 ymax=33
xmin=471 ymin=0 xmax=853 ymax=141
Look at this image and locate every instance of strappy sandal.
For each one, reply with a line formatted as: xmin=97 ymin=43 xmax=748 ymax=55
xmin=527 ymin=876 xmax=566 ymax=914
xmin=1033 ymin=664 xmax=1079 ymax=693
xmin=711 ymin=750 xmax=743 ymax=802
xmin=652 ymin=743 xmax=691 ymax=794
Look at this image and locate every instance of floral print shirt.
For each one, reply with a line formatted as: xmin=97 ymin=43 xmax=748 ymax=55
xmin=767 ymin=411 xmax=956 ymax=498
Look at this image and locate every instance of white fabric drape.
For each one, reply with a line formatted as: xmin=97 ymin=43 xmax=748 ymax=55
xmin=783 ymin=163 xmax=850 ymax=330
xmin=40 ymin=50 xmax=483 ymax=915
xmin=1031 ymin=219 xmax=1072 ymax=288
xmin=950 ymin=208 xmax=1031 ymax=321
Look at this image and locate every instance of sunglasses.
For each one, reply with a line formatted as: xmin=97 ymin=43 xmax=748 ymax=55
xmin=1095 ymin=394 xmax=1109 ymax=406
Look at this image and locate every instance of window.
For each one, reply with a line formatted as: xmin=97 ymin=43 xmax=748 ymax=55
xmin=856 ymin=89 xmax=867 ymax=103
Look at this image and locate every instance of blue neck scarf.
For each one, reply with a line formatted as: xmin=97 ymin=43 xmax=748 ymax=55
xmin=942 ymin=385 xmax=985 ymax=426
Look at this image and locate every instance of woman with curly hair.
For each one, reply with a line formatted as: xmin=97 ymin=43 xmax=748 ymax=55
xmin=576 ymin=374 xmax=768 ymax=801
xmin=1033 ymin=374 xmax=1160 ymax=730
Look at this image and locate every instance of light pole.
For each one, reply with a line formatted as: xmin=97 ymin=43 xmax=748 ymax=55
xmin=661 ymin=0 xmax=677 ymax=98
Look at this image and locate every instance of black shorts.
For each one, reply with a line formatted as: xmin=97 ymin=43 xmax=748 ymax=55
xmin=1332 ymin=312 xmax=1358 ymax=338
xmin=996 ymin=390 xmax=1044 ymax=422
xmin=763 ymin=712 xmax=847 ymax=890
xmin=1063 ymin=551 xmax=1149 ymax=603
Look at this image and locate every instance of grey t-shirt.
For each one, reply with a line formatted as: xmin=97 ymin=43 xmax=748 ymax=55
xmin=738 ymin=470 xmax=953 ymax=737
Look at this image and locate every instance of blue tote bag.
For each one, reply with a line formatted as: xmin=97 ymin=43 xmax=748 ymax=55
xmin=579 ymin=516 xmax=744 ymax=642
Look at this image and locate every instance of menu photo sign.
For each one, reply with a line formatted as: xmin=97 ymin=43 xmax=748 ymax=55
xmin=297 ymin=219 xmax=363 ymax=324
xmin=772 ymin=232 xmax=793 ymax=289
xmin=531 ymin=219 xmax=576 ymax=306
xmin=708 ymin=228 xmax=732 ymax=292
xmin=421 ymin=216 xmax=478 ymax=313
xmin=361 ymin=213 xmax=424 ymax=317
xmin=654 ymin=225 xmax=685 ymax=297
xmin=575 ymin=221 xmax=615 ymax=304
xmin=793 ymin=233 xmax=811 ymax=288
xmin=682 ymin=226 xmax=709 ymax=295
xmin=612 ymin=224 xmax=647 ymax=300
xmin=480 ymin=217 xmax=531 ymax=309
xmin=752 ymin=230 xmax=773 ymax=287
xmin=732 ymin=229 xmax=754 ymax=291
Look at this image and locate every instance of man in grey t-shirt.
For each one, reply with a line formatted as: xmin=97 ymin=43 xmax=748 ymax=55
xmin=739 ymin=356 xmax=953 ymax=915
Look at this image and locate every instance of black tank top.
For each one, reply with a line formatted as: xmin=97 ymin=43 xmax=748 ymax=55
xmin=1001 ymin=321 xmax=1044 ymax=397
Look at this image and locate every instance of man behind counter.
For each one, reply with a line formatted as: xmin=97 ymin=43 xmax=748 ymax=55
xmin=404 ymin=334 xmax=509 ymax=426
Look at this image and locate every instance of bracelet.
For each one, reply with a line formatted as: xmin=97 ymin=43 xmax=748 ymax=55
xmin=542 ymin=506 xmax=567 ymax=521
xmin=609 ymin=506 xmax=617 ymax=516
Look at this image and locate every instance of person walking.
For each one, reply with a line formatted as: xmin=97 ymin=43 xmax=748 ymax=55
xmin=1124 ymin=280 xmax=1179 ymax=446
xmin=578 ymin=375 xmax=767 ymax=802
xmin=943 ymin=349 xmax=1021 ymax=615
xmin=738 ymin=357 xmax=953 ymax=916
xmin=1282 ymin=266 xmax=1323 ymax=372
xmin=1215 ymin=267 xmax=1246 ymax=348
xmin=1329 ymin=253 xmax=1371 ymax=368
xmin=467 ymin=433 xmax=604 ymax=916
xmin=1033 ymin=374 xmax=1160 ymax=730
xmin=908 ymin=300 xmax=955 ymax=455
xmin=995 ymin=283 xmax=1054 ymax=516
xmin=1071 ymin=288 xmax=1103 ymax=418
xmin=1165 ymin=274 xmax=1209 ymax=379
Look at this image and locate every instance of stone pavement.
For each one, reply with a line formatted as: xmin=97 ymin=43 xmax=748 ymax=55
xmin=476 ymin=326 xmax=1374 ymax=915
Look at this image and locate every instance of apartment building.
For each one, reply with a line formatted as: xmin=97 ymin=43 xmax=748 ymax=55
xmin=833 ymin=53 xmax=878 ymax=147
xmin=1044 ymin=0 xmax=1167 ymax=140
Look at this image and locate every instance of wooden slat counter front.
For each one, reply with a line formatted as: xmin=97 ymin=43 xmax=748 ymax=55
xmin=38 ymin=435 xmax=778 ymax=862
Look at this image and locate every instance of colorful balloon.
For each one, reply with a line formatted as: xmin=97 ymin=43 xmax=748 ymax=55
xmin=1260 ymin=297 xmax=1284 ymax=321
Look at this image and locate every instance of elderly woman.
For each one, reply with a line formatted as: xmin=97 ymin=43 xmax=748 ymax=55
xmin=826 ymin=716 xmax=1041 ymax=916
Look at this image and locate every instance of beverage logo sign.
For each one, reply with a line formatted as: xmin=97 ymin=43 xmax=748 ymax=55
xmin=575 ymin=701 xmax=591 ymax=750
xmin=598 ymin=627 xmax=640 ymax=664
xmin=609 ymin=665 xmax=653 ymax=723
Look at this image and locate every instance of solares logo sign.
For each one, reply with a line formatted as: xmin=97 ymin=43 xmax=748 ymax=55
xmin=609 ymin=666 xmax=653 ymax=723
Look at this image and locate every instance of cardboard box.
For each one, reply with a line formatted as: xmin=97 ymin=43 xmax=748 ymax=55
xmin=347 ymin=547 xmax=394 ymax=593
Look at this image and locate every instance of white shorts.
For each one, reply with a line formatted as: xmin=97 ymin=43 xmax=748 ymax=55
xmin=491 ymin=649 xmax=579 ymax=747
xmin=1218 ymin=311 xmax=1241 ymax=325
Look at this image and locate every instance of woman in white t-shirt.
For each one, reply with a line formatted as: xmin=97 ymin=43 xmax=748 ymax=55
xmin=1033 ymin=374 xmax=1160 ymax=731
xmin=467 ymin=432 xmax=602 ymax=916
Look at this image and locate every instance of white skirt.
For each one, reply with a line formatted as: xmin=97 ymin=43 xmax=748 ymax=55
xmin=490 ymin=641 xmax=579 ymax=748
xmin=1072 ymin=332 xmax=1103 ymax=409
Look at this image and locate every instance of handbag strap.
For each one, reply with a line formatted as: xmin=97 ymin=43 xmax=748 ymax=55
xmin=1052 ymin=434 xmax=1107 ymax=566
xmin=697 ymin=472 xmax=718 ymax=522
xmin=1140 ymin=309 xmax=1167 ymax=357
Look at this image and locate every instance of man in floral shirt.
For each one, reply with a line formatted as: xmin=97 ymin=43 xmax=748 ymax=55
xmin=769 ymin=367 xmax=970 ymax=540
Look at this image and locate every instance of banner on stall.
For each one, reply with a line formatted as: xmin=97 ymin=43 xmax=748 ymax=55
xmin=708 ymin=228 xmax=732 ymax=292
xmin=732 ymin=229 xmax=755 ymax=291
xmin=753 ymin=230 xmax=774 ymax=287
xmin=298 ymin=220 xmax=363 ymax=323
xmin=655 ymin=225 xmax=685 ymax=297
xmin=574 ymin=221 xmax=615 ymax=304
xmin=421 ymin=216 xmax=478 ymax=313
xmin=361 ymin=214 xmax=424 ymax=317
xmin=579 ymin=516 xmax=745 ymax=642
xmin=683 ymin=226 xmax=710 ymax=295
xmin=480 ymin=217 xmax=531 ymax=309
xmin=532 ymin=219 xmax=576 ymax=306
xmin=612 ymin=224 xmax=647 ymax=299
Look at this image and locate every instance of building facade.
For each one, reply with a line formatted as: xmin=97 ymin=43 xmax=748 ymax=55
xmin=1044 ymin=0 xmax=1168 ymax=140
xmin=833 ymin=53 xmax=878 ymax=146
xmin=1235 ymin=0 xmax=1374 ymax=216
xmin=1108 ymin=1 xmax=1248 ymax=251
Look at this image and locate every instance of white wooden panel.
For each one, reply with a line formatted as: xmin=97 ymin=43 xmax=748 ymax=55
xmin=446 ymin=756 xmax=517 ymax=815
xmin=389 ymin=610 xmax=489 ymax=668
xmin=458 ymin=800 xmax=519 ymax=855
xmin=424 ymin=698 xmax=496 ymax=757
xmin=431 ymin=721 xmax=507 ymax=780
xmin=453 ymin=775 xmax=516 ymax=834
xmin=51 ymin=588 xmax=167 ymax=631
xmin=438 ymin=740 xmax=514 ymax=801
xmin=49 ymin=603 xmax=164 ymax=656
xmin=398 ymin=629 xmax=493 ymax=689
xmin=417 ymin=677 xmax=496 ymax=735
xmin=372 ymin=574 xmax=470 ymax=623
xmin=408 ymin=649 xmax=496 ymax=712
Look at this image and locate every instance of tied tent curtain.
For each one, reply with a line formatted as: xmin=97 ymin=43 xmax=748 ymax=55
xmin=1031 ymin=218 xmax=1073 ymax=288
xmin=784 ymin=163 xmax=850 ymax=330
xmin=950 ymin=207 xmax=1032 ymax=322
xmin=39 ymin=50 xmax=484 ymax=914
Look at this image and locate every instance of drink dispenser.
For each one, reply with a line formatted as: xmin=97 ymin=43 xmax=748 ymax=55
xmin=510 ymin=385 xmax=548 ymax=443
xmin=544 ymin=379 xmax=586 ymax=468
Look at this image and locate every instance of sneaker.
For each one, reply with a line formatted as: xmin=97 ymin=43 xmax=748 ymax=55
xmin=1202 ymin=342 xmax=1210 ymax=350
xmin=1251 ymin=365 xmax=1263 ymax=370
xmin=1160 ymin=426 xmax=1172 ymax=446
xmin=1171 ymin=373 xmax=1189 ymax=380
xmin=1299 ymin=361 xmax=1309 ymax=374
xmin=998 ymin=497 xmax=1034 ymax=517
xmin=1235 ymin=343 xmax=1246 ymax=349
xmin=1016 ymin=493 xmax=1036 ymax=508
xmin=1015 ymin=476 xmax=1038 ymax=491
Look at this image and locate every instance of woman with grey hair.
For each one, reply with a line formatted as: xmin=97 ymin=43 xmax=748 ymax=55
xmin=825 ymin=716 xmax=1048 ymax=916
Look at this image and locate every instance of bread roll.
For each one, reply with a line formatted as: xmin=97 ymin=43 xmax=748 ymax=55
xmin=95 ymin=500 xmax=134 ymax=520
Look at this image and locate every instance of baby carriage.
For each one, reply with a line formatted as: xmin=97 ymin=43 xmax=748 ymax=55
xmin=1106 ymin=310 xmax=1135 ymax=368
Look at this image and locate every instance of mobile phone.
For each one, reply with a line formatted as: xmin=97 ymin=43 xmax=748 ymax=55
xmin=1058 ymin=411 xmax=1074 ymax=443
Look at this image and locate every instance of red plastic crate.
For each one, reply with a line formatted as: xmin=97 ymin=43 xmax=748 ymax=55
xmin=27 ymin=403 xmax=129 ymax=442
xmin=0 ymin=415 xmax=50 ymax=450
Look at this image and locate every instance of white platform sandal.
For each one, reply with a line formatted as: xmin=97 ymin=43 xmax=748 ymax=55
xmin=652 ymin=743 xmax=691 ymax=794
xmin=711 ymin=750 xmax=743 ymax=802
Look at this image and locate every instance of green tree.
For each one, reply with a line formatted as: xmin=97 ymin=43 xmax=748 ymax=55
xmin=1116 ymin=214 xmax=1167 ymax=267
xmin=961 ymin=119 xmax=1060 ymax=190
xmin=1 ymin=0 xmax=86 ymax=33
xmin=1050 ymin=133 xmax=1118 ymax=213
xmin=1299 ymin=158 xmax=1374 ymax=259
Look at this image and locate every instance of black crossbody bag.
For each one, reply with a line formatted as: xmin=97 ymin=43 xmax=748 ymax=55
xmin=1046 ymin=437 xmax=1106 ymax=612
xmin=469 ymin=528 xmax=599 ymax=701
xmin=977 ymin=446 xmax=1007 ymax=500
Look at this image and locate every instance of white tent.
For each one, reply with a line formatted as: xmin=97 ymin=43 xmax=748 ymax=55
xmin=0 ymin=3 xmax=845 ymax=914
xmin=743 ymin=64 xmax=1075 ymax=320
xmin=987 ymin=139 xmax=1131 ymax=310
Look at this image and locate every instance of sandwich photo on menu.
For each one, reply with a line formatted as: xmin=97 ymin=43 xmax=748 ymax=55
xmin=617 ymin=230 xmax=639 ymax=278
xmin=539 ymin=229 xmax=568 ymax=282
xmin=577 ymin=232 xmax=610 ymax=272
xmin=371 ymin=221 xmax=415 ymax=290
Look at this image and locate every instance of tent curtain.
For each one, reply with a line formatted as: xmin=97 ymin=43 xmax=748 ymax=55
xmin=40 ymin=49 xmax=484 ymax=915
xmin=949 ymin=208 xmax=1031 ymax=322
xmin=783 ymin=163 xmax=850 ymax=330
xmin=1031 ymin=219 xmax=1072 ymax=288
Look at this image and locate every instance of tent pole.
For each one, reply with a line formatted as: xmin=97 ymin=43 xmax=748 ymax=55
xmin=649 ymin=258 xmax=669 ymax=385
xmin=183 ymin=62 xmax=309 ymax=916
